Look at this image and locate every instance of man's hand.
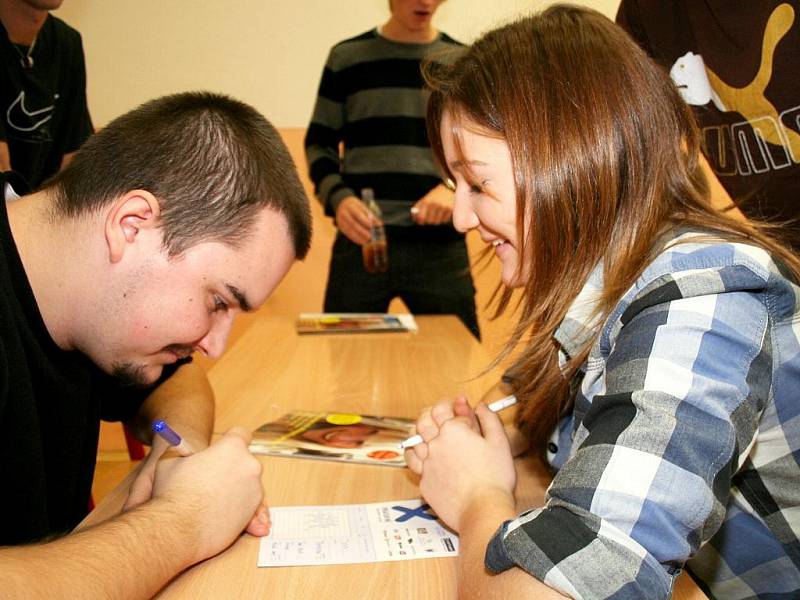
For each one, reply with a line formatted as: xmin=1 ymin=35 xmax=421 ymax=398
xmin=411 ymin=184 xmax=454 ymax=225
xmin=150 ymin=427 xmax=267 ymax=563
xmin=122 ymin=437 xmax=169 ymax=512
xmin=124 ymin=427 xmax=270 ymax=539
xmin=335 ymin=196 xmax=374 ymax=245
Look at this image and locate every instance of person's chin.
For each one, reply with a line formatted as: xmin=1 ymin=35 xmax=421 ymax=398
xmin=111 ymin=361 xmax=163 ymax=388
xmin=501 ymin=264 xmax=525 ymax=289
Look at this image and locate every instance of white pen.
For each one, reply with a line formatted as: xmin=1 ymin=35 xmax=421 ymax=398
xmin=398 ymin=395 xmax=518 ymax=450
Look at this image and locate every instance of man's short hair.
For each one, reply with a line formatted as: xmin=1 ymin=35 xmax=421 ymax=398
xmin=48 ymin=91 xmax=312 ymax=258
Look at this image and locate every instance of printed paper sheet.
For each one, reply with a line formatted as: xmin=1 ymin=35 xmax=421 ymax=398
xmin=257 ymin=499 xmax=458 ymax=567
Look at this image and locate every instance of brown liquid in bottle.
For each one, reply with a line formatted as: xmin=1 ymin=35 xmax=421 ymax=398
xmin=360 ymin=188 xmax=389 ymax=273
xmin=363 ymin=239 xmax=389 ymax=273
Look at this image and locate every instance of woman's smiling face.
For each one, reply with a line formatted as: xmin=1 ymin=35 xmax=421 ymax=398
xmin=441 ymin=110 xmax=526 ymax=288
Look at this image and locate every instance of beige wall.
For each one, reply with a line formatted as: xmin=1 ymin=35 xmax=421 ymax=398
xmin=56 ymin=0 xmax=622 ymax=128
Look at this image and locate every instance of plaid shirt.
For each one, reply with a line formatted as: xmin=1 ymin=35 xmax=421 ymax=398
xmin=485 ymin=232 xmax=800 ymax=599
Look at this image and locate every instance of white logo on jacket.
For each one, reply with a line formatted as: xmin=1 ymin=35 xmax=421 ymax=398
xmin=6 ymin=90 xmax=56 ymax=132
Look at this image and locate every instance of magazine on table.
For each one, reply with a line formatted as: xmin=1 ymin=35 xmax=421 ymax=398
xmin=295 ymin=312 xmax=418 ymax=334
xmin=250 ymin=410 xmax=415 ymax=467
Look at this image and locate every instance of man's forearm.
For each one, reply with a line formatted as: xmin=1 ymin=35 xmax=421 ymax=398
xmin=1 ymin=499 xmax=197 ymax=600
xmin=131 ymin=362 xmax=214 ymax=452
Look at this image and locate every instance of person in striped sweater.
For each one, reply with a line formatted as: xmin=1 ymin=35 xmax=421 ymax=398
xmin=304 ymin=0 xmax=479 ymax=339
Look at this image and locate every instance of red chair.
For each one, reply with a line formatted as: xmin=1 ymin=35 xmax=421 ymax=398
xmin=122 ymin=424 xmax=146 ymax=460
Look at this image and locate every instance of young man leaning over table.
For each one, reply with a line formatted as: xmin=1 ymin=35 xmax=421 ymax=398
xmin=0 ymin=91 xmax=312 ymax=599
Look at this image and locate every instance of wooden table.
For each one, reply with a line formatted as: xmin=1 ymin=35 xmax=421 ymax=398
xmin=83 ymin=315 xmax=705 ymax=599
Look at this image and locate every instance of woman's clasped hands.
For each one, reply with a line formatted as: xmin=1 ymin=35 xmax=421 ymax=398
xmin=404 ymin=395 xmax=517 ymax=532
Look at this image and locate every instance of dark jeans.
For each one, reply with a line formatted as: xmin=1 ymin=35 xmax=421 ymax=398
xmin=324 ymin=231 xmax=480 ymax=340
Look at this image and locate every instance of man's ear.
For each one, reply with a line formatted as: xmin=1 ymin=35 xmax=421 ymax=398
xmin=104 ymin=190 xmax=162 ymax=264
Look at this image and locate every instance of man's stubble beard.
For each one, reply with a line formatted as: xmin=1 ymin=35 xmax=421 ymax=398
xmin=110 ymin=362 xmax=152 ymax=388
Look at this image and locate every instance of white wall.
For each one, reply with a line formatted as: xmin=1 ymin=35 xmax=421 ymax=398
xmin=55 ymin=0 xmax=621 ymax=128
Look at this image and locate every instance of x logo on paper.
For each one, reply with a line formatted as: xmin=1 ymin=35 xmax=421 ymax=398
xmin=392 ymin=503 xmax=437 ymax=522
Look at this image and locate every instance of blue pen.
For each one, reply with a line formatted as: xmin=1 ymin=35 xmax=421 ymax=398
xmin=152 ymin=419 xmax=195 ymax=456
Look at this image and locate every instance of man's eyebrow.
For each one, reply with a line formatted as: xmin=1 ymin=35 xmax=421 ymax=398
xmin=227 ymin=284 xmax=252 ymax=312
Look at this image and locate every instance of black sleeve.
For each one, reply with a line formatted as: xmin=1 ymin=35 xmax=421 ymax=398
xmin=61 ymin=30 xmax=93 ymax=153
xmin=303 ymin=50 xmax=353 ymax=216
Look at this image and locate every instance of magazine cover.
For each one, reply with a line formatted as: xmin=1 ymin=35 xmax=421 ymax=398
xmin=295 ymin=313 xmax=417 ymax=334
xmin=250 ymin=411 xmax=415 ymax=467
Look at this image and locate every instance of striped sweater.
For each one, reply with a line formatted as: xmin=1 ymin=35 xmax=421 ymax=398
xmin=304 ymin=29 xmax=462 ymax=228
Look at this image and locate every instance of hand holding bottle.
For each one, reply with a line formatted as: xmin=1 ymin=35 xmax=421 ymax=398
xmin=335 ymin=196 xmax=373 ymax=245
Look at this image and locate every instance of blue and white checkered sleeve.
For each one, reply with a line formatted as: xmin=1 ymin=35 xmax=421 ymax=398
xmin=486 ymin=268 xmax=770 ymax=599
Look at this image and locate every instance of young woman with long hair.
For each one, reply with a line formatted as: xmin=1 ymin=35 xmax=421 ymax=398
xmin=405 ymin=5 xmax=800 ymax=599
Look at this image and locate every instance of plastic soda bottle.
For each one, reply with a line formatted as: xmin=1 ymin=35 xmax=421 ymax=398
xmin=361 ymin=188 xmax=389 ymax=273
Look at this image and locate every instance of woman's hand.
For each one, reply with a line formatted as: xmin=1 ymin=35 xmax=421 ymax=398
xmin=405 ymin=395 xmax=479 ymax=474
xmin=406 ymin=399 xmax=517 ymax=532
